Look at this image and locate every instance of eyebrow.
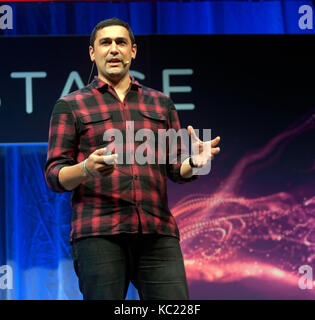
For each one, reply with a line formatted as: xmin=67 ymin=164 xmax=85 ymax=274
xmin=98 ymin=37 xmax=128 ymax=42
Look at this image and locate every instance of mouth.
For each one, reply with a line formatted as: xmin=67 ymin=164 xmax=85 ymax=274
xmin=107 ymin=58 xmax=122 ymax=66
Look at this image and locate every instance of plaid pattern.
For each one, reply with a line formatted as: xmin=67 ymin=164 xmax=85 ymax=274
xmin=45 ymin=77 xmax=198 ymax=242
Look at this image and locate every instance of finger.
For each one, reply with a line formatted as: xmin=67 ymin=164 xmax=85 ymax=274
xmin=93 ymin=147 xmax=107 ymax=156
xmin=98 ymin=164 xmax=114 ymax=172
xmin=193 ymin=156 xmax=205 ymax=168
xmin=200 ymin=159 xmax=209 ymax=167
xmin=100 ymin=166 xmax=115 ymax=177
xmin=96 ymin=160 xmax=117 ymax=172
xmin=94 ymin=153 xmax=118 ymax=164
xmin=188 ymin=125 xmax=202 ymax=143
xmin=211 ymin=147 xmax=220 ymax=155
xmin=104 ymin=153 xmax=118 ymax=165
xmin=100 ymin=159 xmax=117 ymax=170
xmin=98 ymin=161 xmax=115 ymax=171
xmin=211 ymin=136 xmax=220 ymax=147
xmin=99 ymin=169 xmax=114 ymax=177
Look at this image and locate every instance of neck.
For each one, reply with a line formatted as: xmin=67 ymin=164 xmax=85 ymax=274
xmin=98 ymin=72 xmax=131 ymax=93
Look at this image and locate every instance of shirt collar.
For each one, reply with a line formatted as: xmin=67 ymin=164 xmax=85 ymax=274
xmin=90 ymin=76 xmax=142 ymax=91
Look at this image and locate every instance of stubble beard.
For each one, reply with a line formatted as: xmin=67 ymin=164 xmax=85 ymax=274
xmin=105 ymin=65 xmax=127 ymax=82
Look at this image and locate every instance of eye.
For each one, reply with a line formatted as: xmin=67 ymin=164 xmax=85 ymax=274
xmin=117 ymin=39 xmax=127 ymax=45
xmin=100 ymin=40 xmax=111 ymax=45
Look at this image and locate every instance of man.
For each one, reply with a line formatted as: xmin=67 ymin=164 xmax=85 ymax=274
xmin=45 ymin=17 xmax=220 ymax=300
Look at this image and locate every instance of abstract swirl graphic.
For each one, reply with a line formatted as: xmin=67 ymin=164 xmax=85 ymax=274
xmin=174 ymin=113 xmax=315 ymax=299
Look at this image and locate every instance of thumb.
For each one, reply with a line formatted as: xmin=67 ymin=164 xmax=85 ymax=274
xmin=93 ymin=147 xmax=107 ymax=155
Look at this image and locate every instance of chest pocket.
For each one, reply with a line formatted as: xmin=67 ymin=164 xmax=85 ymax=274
xmin=138 ymin=110 xmax=167 ymax=131
xmin=80 ymin=112 xmax=112 ymax=125
xmin=79 ymin=112 xmax=113 ymax=148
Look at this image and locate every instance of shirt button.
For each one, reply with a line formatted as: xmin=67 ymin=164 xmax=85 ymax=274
xmin=134 ymin=175 xmax=138 ymax=180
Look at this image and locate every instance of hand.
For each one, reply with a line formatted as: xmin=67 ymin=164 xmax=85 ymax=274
xmin=85 ymin=147 xmax=118 ymax=178
xmin=188 ymin=125 xmax=221 ymax=168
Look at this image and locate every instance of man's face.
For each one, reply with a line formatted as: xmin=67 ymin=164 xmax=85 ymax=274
xmin=89 ymin=25 xmax=137 ymax=82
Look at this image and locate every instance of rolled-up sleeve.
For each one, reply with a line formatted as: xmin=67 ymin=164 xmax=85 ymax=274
xmin=44 ymin=99 xmax=78 ymax=193
xmin=166 ymin=99 xmax=200 ymax=184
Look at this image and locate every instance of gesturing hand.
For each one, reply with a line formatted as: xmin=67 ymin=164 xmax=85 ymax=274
xmin=187 ymin=125 xmax=221 ymax=168
xmin=85 ymin=147 xmax=118 ymax=178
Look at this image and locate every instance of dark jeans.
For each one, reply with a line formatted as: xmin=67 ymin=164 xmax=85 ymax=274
xmin=71 ymin=233 xmax=189 ymax=300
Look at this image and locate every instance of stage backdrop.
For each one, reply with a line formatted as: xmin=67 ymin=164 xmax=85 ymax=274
xmin=0 ymin=35 xmax=314 ymax=299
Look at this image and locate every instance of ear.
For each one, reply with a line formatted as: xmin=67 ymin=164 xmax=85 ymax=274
xmin=89 ymin=45 xmax=95 ymax=62
xmin=131 ymin=43 xmax=137 ymax=60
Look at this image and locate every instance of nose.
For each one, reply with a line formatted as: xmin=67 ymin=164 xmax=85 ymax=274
xmin=110 ymin=41 xmax=118 ymax=54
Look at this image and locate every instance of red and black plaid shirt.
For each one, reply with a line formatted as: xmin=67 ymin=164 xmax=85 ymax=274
xmin=45 ymin=76 xmax=198 ymax=243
